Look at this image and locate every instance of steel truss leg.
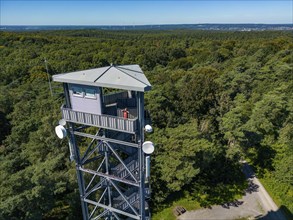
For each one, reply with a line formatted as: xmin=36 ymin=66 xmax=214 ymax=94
xmin=69 ymin=124 xmax=89 ymax=220
xmin=70 ymin=116 xmax=148 ymax=219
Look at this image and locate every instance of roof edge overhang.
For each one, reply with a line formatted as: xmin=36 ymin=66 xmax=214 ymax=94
xmin=53 ymin=77 xmax=151 ymax=92
xmin=52 ymin=64 xmax=152 ymax=92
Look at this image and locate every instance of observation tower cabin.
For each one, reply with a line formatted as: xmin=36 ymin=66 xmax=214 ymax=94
xmin=52 ymin=64 xmax=151 ymax=134
xmin=53 ymin=64 xmax=152 ymax=220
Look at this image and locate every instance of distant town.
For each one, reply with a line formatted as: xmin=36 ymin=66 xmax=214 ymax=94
xmin=1 ymin=23 xmax=292 ymax=31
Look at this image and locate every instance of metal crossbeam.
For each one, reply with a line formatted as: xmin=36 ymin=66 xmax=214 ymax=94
xmin=109 ymin=179 xmax=139 ymax=216
xmin=79 ymin=167 xmax=139 ymax=187
xmin=81 ymin=132 xmax=102 ymax=163
xmin=84 ymin=198 xmax=140 ymax=220
xmin=74 ymin=131 xmax=139 ymax=148
xmin=82 ymin=156 xmax=102 ymax=166
xmin=85 ymin=157 xmax=105 ymax=192
xmin=92 ymin=210 xmax=108 ymax=220
xmin=85 ymin=178 xmax=106 ymax=198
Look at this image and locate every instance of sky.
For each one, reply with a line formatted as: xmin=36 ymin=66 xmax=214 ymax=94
xmin=0 ymin=0 xmax=292 ymax=25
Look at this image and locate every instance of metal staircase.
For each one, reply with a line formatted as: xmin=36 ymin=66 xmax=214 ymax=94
xmin=112 ymin=154 xmax=139 ymax=180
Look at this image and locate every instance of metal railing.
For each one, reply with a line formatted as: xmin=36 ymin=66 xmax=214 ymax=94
xmin=61 ymin=106 xmax=137 ymax=133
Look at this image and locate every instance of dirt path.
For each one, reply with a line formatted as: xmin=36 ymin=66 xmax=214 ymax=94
xmin=242 ymin=162 xmax=286 ymax=220
xmin=178 ymin=162 xmax=287 ymax=220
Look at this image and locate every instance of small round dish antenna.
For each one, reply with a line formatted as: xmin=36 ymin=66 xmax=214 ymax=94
xmin=55 ymin=125 xmax=67 ymax=139
xmin=145 ymin=124 xmax=153 ymax=133
xmin=59 ymin=119 xmax=66 ymax=126
xmin=142 ymin=141 xmax=154 ymax=154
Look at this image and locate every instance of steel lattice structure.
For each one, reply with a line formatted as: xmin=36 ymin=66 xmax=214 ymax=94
xmin=53 ymin=65 xmax=152 ymax=220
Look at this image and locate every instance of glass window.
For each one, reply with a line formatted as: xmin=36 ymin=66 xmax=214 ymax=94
xmin=85 ymin=88 xmax=96 ymax=99
xmin=72 ymin=86 xmax=83 ymax=97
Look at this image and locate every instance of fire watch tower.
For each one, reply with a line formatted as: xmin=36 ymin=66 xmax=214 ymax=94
xmin=53 ymin=64 xmax=154 ymax=220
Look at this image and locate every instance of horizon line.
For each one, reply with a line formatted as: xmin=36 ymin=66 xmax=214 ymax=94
xmin=1 ymin=23 xmax=292 ymax=26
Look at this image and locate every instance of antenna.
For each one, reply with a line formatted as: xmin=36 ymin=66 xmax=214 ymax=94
xmin=59 ymin=119 xmax=66 ymax=126
xmin=55 ymin=125 xmax=67 ymax=139
xmin=145 ymin=124 xmax=153 ymax=133
xmin=44 ymin=58 xmax=53 ymax=97
xmin=142 ymin=141 xmax=155 ymax=154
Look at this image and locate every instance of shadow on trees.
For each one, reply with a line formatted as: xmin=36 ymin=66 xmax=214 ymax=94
xmin=256 ymin=205 xmax=292 ymax=220
xmin=255 ymin=145 xmax=276 ymax=172
xmin=244 ymin=131 xmax=277 ymax=176
xmin=190 ymin=159 xmax=248 ymax=209
xmin=151 ymin=160 xmax=248 ymax=212
xmin=150 ymin=188 xmax=188 ymax=213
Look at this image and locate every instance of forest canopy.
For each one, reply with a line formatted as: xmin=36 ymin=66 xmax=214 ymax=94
xmin=0 ymin=30 xmax=292 ymax=219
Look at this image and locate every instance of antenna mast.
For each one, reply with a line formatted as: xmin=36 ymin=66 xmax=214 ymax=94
xmin=44 ymin=58 xmax=53 ymax=97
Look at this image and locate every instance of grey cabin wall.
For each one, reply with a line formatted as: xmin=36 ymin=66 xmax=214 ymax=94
xmin=68 ymin=83 xmax=102 ymax=115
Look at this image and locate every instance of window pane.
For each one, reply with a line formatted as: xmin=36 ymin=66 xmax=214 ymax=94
xmin=85 ymin=88 xmax=96 ymax=99
xmin=72 ymin=87 xmax=83 ymax=97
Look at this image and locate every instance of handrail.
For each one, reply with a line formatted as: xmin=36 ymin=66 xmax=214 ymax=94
xmin=61 ymin=106 xmax=137 ymax=133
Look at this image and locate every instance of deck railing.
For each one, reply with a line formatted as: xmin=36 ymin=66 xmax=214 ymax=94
xmin=61 ymin=106 xmax=137 ymax=133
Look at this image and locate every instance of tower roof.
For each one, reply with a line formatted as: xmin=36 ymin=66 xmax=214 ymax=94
xmin=52 ymin=64 xmax=151 ymax=92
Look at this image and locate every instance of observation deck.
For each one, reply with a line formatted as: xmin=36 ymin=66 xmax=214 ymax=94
xmin=61 ymin=91 xmax=138 ymax=133
xmin=61 ymin=106 xmax=137 ymax=134
xmin=61 ymin=90 xmax=150 ymax=134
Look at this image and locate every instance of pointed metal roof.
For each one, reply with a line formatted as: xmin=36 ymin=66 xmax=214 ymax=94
xmin=52 ymin=64 xmax=151 ymax=92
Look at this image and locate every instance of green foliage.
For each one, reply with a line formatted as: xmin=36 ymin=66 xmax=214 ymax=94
xmin=152 ymin=121 xmax=213 ymax=192
xmin=0 ymin=29 xmax=292 ymax=218
xmin=0 ymin=67 xmax=80 ymax=218
xmin=178 ymin=67 xmax=220 ymax=119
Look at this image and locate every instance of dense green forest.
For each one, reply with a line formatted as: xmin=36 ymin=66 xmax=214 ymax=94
xmin=0 ymin=30 xmax=292 ymax=219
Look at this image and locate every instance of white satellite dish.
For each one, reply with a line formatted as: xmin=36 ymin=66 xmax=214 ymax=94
xmin=59 ymin=119 xmax=66 ymax=126
xmin=142 ymin=141 xmax=154 ymax=154
xmin=145 ymin=124 xmax=153 ymax=133
xmin=55 ymin=125 xmax=67 ymax=139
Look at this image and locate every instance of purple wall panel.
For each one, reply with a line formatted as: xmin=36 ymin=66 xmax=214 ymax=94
xmin=68 ymin=84 xmax=102 ymax=115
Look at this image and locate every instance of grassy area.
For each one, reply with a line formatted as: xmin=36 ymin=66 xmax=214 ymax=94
xmin=152 ymin=197 xmax=201 ymax=220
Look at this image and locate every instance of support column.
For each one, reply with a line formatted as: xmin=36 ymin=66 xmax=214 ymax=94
xmin=63 ymin=83 xmax=71 ymax=108
xmin=69 ymin=124 xmax=89 ymax=220
xmin=105 ymin=141 xmax=112 ymax=219
xmin=64 ymin=83 xmax=89 ymax=220
xmin=138 ymin=92 xmax=145 ymax=220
